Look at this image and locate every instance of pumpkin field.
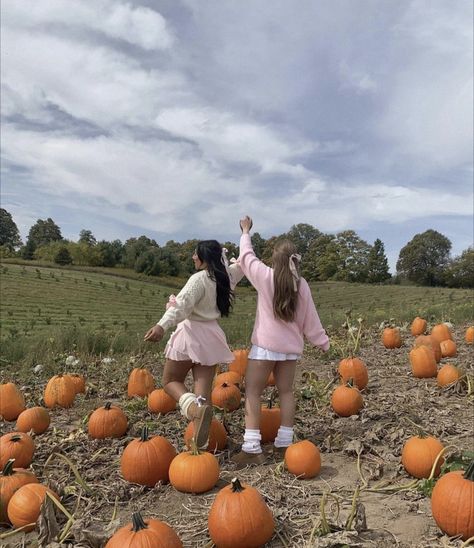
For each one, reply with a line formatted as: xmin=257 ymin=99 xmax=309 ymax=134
xmin=0 ymin=263 xmax=473 ymax=547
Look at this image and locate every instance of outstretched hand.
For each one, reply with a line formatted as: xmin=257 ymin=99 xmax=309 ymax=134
xmin=144 ymin=324 xmax=164 ymax=343
xmin=240 ymin=215 xmax=253 ymax=234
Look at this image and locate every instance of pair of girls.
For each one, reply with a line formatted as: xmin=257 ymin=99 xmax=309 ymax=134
xmin=144 ymin=216 xmax=329 ymax=462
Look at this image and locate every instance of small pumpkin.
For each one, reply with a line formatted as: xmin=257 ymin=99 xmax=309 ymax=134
xmin=16 ymin=407 xmax=50 ymax=434
xmin=284 ymin=440 xmax=321 ymax=479
xmin=127 ymin=368 xmax=155 ymax=397
xmin=208 ymin=477 xmax=275 ymax=548
xmin=465 ymin=326 xmax=474 ymax=344
xmin=0 ymin=382 xmax=26 ymax=421
xmin=430 ymin=323 xmax=453 ymax=345
xmin=214 ymin=371 xmax=241 ymax=387
xmin=414 ymin=335 xmax=441 ymax=363
xmin=44 ymin=374 xmax=76 ymax=408
xmin=382 ymin=327 xmax=402 ymax=349
xmin=0 ymin=432 xmax=35 ymax=469
xmin=0 ymin=459 xmax=38 ymax=524
xmin=410 ymin=317 xmax=427 ymax=336
xmin=409 ymin=345 xmax=437 ymax=378
xmin=169 ymin=442 xmax=220 ymax=494
xmin=431 ymin=460 xmax=474 ymax=540
xmin=331 ymin=380 xmax=363 ymax=417
xmin=260 ymin=400 xmax=281 ymax=444
xmin=338 ymin=357 xmax=368 ymax=390
xmin=401 ymin=435 xmax=444 ymax=479
xmin=105 ymin=511 xmax=183 ymax=548
xmin=439 ymin=339 xmax=457 ymax=358
xmin=437 ymin=364 xmax=461 ymax=387
xmin=7 ymin=483 xmax=59 ymax=532
xmin=67 ymin=374 xmax=86 ymax=394
xmin=147 ymin=389 xmax=176 ymax=414
xmin=120 ymin=426 xmax=176 ymax=487
xmin=88 ymin=402 xmax=128 ymax=439
xmin=184 ymin=418 xmax=227 ymax=452
xmin=211 ymin=382 xmax=241 ymax=412
xmin=229 ymin=349 xmax=249 ymax=378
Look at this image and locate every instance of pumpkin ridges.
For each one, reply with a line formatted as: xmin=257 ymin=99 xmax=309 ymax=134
xmin=211 ymin=382 xmax=241 ymax=411
xmin=7 ymin=483 xmax=59 ymax=531
xmin=16 ymin=407 xmax=50 ymax=434
xmin=431 ymin=323 xmax=453 ymax=345
xmin=331 ymin=381 xmax=363 ymax=417
xmin=437 ymin=364 xmax=461 ymax=387
xmin=0 ymin=432 xmax=35 ymax=469
xmin=127 ymin=368 xmax=155 ymax=398
xmin=409 ymin=345 xmax=438 ymax=378
xmin=44 ymin=374 xmax=76 ymax=408
xmin=169 ymin=446 xmax=220 ymax=494
xmin=147 ymin=388 xmax=176 ymax=414
xmin=338 ymin=357 xmax=368 ymax=390
xmin=0 ymin=459 xmax=39 ymax=524
xmin=88 ymin=402 xmax=128 ymax=439
xmin=0 ymin=383 xmax=26 ymax=421
xmin=382 ymin=327 xmax=402 ymax=349
xmin=411 ymin=317 xmax=427 ymax=336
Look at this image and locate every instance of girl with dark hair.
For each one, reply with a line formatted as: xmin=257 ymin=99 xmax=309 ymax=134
xmin=232 ymin=216 xmax=329 ymax=466
xmin=144 ymin=240 xmax=243 ymax=447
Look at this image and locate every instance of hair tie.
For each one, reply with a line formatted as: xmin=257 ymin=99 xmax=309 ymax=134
xmin=289 ymin=253 xmax=301 ymax=292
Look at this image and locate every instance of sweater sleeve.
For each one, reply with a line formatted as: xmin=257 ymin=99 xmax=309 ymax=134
xmin=227 ymin=262 xmax=244 ymax=290
xmin=300 ymin=280 xmax=330 ymax=351
xmin=238 ymin=233 xmax=271 ymax=291
xmin=157 ymin=274 xmax=205 ymax=331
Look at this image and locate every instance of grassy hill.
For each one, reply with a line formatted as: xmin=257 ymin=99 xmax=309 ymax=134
xmin=1 ymin=262 xmax=472 ymax=365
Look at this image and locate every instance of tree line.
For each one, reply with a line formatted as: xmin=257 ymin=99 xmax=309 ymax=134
xmin=0 ymin=209 xmax=472 ymax=287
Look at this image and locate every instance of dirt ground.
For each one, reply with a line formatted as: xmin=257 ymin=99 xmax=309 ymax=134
xmin=1 ymin=326 xmax=473 ymax=547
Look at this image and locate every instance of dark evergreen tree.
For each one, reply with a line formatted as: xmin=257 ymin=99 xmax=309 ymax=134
xmin=0 ymin=208 xmax=22 ymax=250
xmin=367 ymin=239 xmax=391 ymax=283
xmin=54 ymin=246 xmax=73 ymax=265
xmin=78 ymin=229 xmax=97 ymax=246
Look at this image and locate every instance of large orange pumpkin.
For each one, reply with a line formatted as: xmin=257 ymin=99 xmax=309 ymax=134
xmin=0 ymin=383 xmax=26 ymax=421
xmin=331 ymin=382 xmax=363 ymax=417
xmin=208 ymin=477 xmax=275 ymax=548
xmin=44 ymin=374 xmax=76 ymax=408
xmin=229 ymin=349 xmax=249 ymax=378
xmin=67 ymin=374 xmax=86 ymax=394
xmin=382 ymin=327 xmax=402 ymax=349
xmin=465 ymin=326 xmax=474 ymax=344
xmin=0 ymin=432 xmax=35 ymax=469
xmin=431 ymin=323 xmax=453 ymax=345
xmin=214 ymin=371 xmax=241 ymax=387
xmin=409 ymin=345 xmax=437 ymax=378
xmin=260 ymin=402 xmax=281 ymax=444
xmin=147 ymin=389 xmax=176 ymax=414
xmin=121 ymin=427 xmax=176 ymax=487
xmin=16 ymin=407 xmax=50 ymax=434
xmin=437 ymin=364 xmax=461 ymax=387
xmin=184 ymin=419 xmax=227 ymax=452
xmin=338 ymin=357 xmax=368 ymax=390
xmin=410 ymin=317 xmax=427 ymax=336
xmin=0 ymin=459 xmax=38 ymax=524
xmin=127 ymin=368 xmax=155 ymax=398
xmin=169 ymin=444 xmax=219 ymax=494
xmin=105 ymin=512 xmax=183 ymax=548
xmin=284 ymin=440 xmax=321 ymax=479
xmin=414 ymin=335 xmax=441 ymax=363
xmin=439 ymin=339 xmax=457 ymax=358
xmin=88 ymin=402 xmax=128 ymax=439
xmin=211 ymin=382 xmax=241 ymax=411
xmin=401 ymin=435 xmax=444 ymax=479
xmin=431 ymin=460 xmax=474 ymax=541
xmin=7 ymin=483 xmax=59 ymax=532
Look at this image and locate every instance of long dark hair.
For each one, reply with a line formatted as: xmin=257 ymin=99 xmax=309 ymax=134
xmin=196 ymin=240 xmax=234 ymax=317
xmin=273 ymin=240 xmax=299 ymax=322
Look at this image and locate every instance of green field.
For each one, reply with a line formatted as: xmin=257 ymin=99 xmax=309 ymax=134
xmin=0 ymin=262 xmax=472 ymax=365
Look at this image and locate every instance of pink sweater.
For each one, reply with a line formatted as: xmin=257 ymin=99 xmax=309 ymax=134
xmin=239 ymin=233 xmax=330 ymax=354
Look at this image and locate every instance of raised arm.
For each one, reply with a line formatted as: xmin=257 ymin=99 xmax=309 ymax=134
xmin=238 ymin=216 xmax=271 ymax=291
xmin=300 ymin=280 xmax=330 ymax=351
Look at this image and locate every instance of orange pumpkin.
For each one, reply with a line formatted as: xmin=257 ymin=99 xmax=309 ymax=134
xmin=409 ymin=345 xmax=437 ymax=378
xmin=465 ymin=326 xmax=474 ymax=344
xmin=44 ymin=374 xmax=76 ymax=408
xmin=439 ymin=339 xmax=457 ymax=358
xmin=229 ymin=349 xmax=249 ymax=378
xmin=169 ymin=444 xmax=219 ymax=494
xmin=410 ymin=317 xmax=427 ymax=336
xmin=431 ymin=460 xmax=474 ymax=541
xmin=338 ymin=357 xmax=368 ymax=390
xmin=382 ymin=327 xmax=402 ymax=349
xmin=127 ymin=368 xmax=155 ymax=397
xmin=120 ymin=426 xmax=176 ymax=487
xmin=0 ymin=459 xmax=38 ymax=524
xmin=67 ymin=374 xmax=86 ymax=394
xmin=208 ymin=477 xmax=275 ymax=548
xmin=147 ymin=389 xmax=176 ymax=414
xmin=414 ymin=335 xmax=441 ymax=363
xmin=284 ymin=440 xmax=321 ymax=479
xmin=437 ymin=364 xmax=461 ymax=387
xmin=401 ymin=435 xmax=444 ymax=479
xmin=105 ymin=512 xmax=183 ymax=548
xmin=431 ymin=323 xmax=453 ymax=345
xmin=0 ymin=383 xmax=26 ymax=421
xmin=211 ymin=382 xmax=241 ymax=411
xmin=0 ymin=432 xmax=35 ymax=469
xmin=16 ymin=407 xmax=50 ymax=434
xmin=7 ymin=483 xmax=59 ymax=532
xmin=331 ymin=381 xmax=363 ymax=417
xmin=260 ymin=402 xmax=281 ymax=444
xmin=88 ymin=402 xmax=128 ymax=439
xmin=184 ymin=419 xmax=227 ymax=452
xmin=214 ymin=371 xmax=241 ymax=387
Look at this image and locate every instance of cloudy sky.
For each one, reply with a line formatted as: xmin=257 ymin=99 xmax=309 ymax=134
xmin=1 ymin=0 xmax=472 ymax=271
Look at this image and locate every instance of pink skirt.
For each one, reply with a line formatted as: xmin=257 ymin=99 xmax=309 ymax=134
xmin=165 ymin=319 xmax=234 ymax=366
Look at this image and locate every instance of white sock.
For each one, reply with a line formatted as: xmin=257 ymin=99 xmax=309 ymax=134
xmin=178 ymin=392 xmax=197 ymax=419
xmin=242 ymin=429 xmax=262 ymax=454
xmin=274 ymin=426 xmax=294 ymax=448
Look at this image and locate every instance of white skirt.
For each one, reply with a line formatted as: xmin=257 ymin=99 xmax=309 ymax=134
xmin=248 ymin=345 xmax=300 ymax=361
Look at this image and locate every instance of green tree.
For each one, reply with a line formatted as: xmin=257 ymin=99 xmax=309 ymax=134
xmin=304 ymin=234 xmax=337 ymax=281
xmin=366 ymin=239 xmax=391 ymax=283
xmin=0 ymin=209 xmax=22 ymax=250
xmin=20 ymin=239 xmax=36 ymax=260
xmin=135 ymin=247 xmax=180 ymax=276
xmin=332 ymin=230 xmax=371 ymax=282
xmin=444 ymin=248 xmax=474 ymax=288
xmin=251 ymin=232 xmax=266 ymax=259
xmin=284 ymin=223 xmax=322 ymax=256
xmin=396 ymin=229 xmax=451 ymax=286
xmin=96 ymin=240 xmax=123 ymax=267
xmin=122 ymin=236 xmax=157 ymax=268
xmin=78 ymin=229 xmax=97 ymax=246
xmin=54 ymin=246 xmax=73 ymax=265
xmin=27 ymin=218 xmax=62 ymax=247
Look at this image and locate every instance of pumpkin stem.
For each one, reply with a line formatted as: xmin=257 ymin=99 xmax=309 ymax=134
xmin=10 ymin=435 xmax=23 ymax=442
xmin=346 ymin=378 xmax=354 ymax=388
xmin=230 ymin=477 xmax=244 ymax=492
xmin=104 ymin=402 xmax=112 ymax=410
xmin=2 ymin=459 xmax=16 ymax=476
xmin=464 ymin=460 xmax=474 ymax=481
xmin=140 ymin=426 xmax=149 ymax=442
xmin=131 ymin=512 xmax=148 ymax=532
xmin=189 ymin=438 xmax=201 ymax=456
